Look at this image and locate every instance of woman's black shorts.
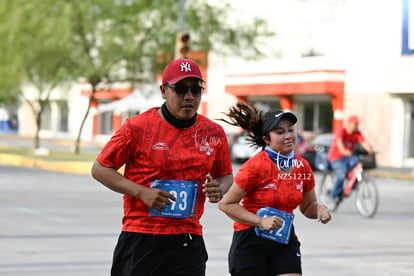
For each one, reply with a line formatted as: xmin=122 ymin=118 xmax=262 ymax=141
xmin=228 ymin=226 xmax=302 ymax=276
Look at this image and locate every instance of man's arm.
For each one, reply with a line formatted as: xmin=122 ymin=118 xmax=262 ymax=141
xmin=91 ymin=160 xmax=175 ymax=210
xmin=216 ymin=174 xmax=234 ymax=194
xmin=360 ymin=140 xmax=372 ymax=154
xmin=336 ymin=138 xmax=352 ymax=157
xmin=204 ymin=173 xmax=233 ymax=203
xmin=91 ymin=160 xmax=142 ymax=196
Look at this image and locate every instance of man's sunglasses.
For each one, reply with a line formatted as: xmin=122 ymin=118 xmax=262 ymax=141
xmin=164 ymin=83 xmax=204 ymax=96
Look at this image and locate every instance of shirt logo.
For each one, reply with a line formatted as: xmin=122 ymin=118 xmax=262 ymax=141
xmin=194 ymin=124 xmax=221 ymax=156
xmin=152 ymin=142 xmax=169 ymax=151
xmin=199 ymin=142 xmax=214 ymax=156
xmin=296 ymin=181 xmax=303 ymax=192
xmin=180 ymin=62 xmax=192 ymax=72
xmin=263 ymin=183 xmax=277 ymax=190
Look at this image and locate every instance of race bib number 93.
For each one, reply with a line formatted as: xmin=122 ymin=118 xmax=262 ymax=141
xmin=149 ymin=180 xmax=199 ymax=218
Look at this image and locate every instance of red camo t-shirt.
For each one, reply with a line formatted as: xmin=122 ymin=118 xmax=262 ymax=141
xmin=328 ymin=127 xmax=365 ymax=161
xmin=233 ymin=151 xmax=315 ymax=231
xmin=96 ymin=107 xmax=233 ymax=235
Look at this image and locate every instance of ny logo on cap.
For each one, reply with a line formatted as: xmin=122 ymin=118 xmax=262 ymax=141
xmin=180 ymin=62 xmax=192 ymax=72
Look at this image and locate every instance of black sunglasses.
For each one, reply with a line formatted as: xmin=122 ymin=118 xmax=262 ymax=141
xmin=164 ymin=83 xmax=204 ymax=96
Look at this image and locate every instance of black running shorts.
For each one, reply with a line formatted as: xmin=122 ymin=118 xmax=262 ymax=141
xmin=111 ymin=231 xmax=208 ymax=276
xmin=228 ymin=226 xmax=302 ymax=276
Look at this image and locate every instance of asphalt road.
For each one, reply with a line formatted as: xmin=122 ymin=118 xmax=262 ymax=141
xmin=1 ymin=165 xmax=413 ymax=275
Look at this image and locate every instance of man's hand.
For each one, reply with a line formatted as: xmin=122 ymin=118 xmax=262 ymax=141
xmin=138 ymin=186 xmax=176 ymax=211
xmin=203 ymin=173 xmax=222 ymax=203
xmin=343 ymin=149 xmax=353 ymax=157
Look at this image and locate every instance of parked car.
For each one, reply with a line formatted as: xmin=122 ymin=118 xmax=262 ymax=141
xmin=230 ymin=131 xmax=260 ymax=163
xmin=302 ymin=133 xmax=376 ymax=171
xmin=302 ymin=133 xmax=334 ymax=170
xmin=230 ymin=131 xmax=307 ymax=164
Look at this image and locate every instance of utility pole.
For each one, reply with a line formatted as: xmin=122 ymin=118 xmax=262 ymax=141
xmin=175 ymin=0 xmax=188 ymax=59
xmin=178 ymin=0 xmax=186 ymax=32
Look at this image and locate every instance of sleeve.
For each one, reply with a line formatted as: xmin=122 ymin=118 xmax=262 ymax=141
xmin=329 ymin=128 xmax=344 ymax=152
xmin=234 ymin=160 xmax=261 ymax=194
xmin=356 ymin=131 xmax=366 ymax=143
xmin=209 ymin=126 xmax=233 ymax=179
xmin=337 ymin=127 xmax=347 ymax=140
xmin=96 ymin=119 xmax=138 ymax=170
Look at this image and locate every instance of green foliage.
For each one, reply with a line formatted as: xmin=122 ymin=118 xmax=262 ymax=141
xmin=186 ymin=1 xmax=272 ymax=58
xmin=0 ymin=0 xmax=274 ymax=151
xmin=0 ymin=0 xmax=75 ymax=103
xmin=1 ymin=0 xmax=273 ymax=94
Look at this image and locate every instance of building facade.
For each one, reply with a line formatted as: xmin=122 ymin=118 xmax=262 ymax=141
xmin=205 ymin=0 xmax=414 ymax=168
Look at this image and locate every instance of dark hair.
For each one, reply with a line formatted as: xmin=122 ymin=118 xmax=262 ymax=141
xmin=220 ymin=102 xmax=283 ymax=149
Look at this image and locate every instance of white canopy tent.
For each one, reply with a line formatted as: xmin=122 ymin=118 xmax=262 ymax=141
xmin=97 ymin=89 xmax=163 ymax=114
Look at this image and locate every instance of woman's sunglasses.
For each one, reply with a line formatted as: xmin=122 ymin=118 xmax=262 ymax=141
xmin=164 ymin=83 xmax=204 ymax=97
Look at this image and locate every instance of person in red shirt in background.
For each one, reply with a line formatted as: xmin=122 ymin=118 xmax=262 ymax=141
xmin=91 ymin=58 xmax=233 ymax=276
xmin=219 ymin=102 xmax=331 ymax=276
xmin=327 ymin=115 xmax=373 ymax=207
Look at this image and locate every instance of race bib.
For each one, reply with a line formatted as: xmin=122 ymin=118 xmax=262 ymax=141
xmin=149 ymin=180 xmax=199 ymax=218
xmin=255 ymin=207 xmax=294 ymax=244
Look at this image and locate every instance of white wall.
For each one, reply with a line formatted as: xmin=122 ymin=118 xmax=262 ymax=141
xmin=344 ymin=0 xmax=414 ymax=167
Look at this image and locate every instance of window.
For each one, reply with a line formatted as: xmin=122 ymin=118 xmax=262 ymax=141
xmin=402 ymin=0 xmax=414 ymax=55
xmin=97 ymin=112 xmax=113 ymax=135
xmin=58 ymin=101 xmax=69 ymax=132
xmin=40 ymin=103 xmax=52 ymax=130
xmin=303 ymin=102 xmax=332 ymax=133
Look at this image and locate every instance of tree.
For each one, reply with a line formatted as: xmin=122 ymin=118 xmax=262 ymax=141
xmin=0 ymin=0 xmax=76 ymax=148
xmin=0 ymin=0 xmax=274 ymax=153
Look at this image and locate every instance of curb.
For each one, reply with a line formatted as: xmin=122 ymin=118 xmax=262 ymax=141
xmin=367 ymin=170 xmax=414 ymax=181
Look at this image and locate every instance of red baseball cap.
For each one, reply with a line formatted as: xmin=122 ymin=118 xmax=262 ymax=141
xmin=348 ymin=115 xmax=360 ymax=124
xmin=162 ymin=58 xmax=203 ymax=85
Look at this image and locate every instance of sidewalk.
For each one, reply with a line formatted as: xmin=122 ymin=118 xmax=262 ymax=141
xmin=0 ymin=133 xmax=104 ymax=153
xmin=367 ymin=166 xmax=414 ymax=181
xmin=1 ymin=134 xmax=414 ymax=180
